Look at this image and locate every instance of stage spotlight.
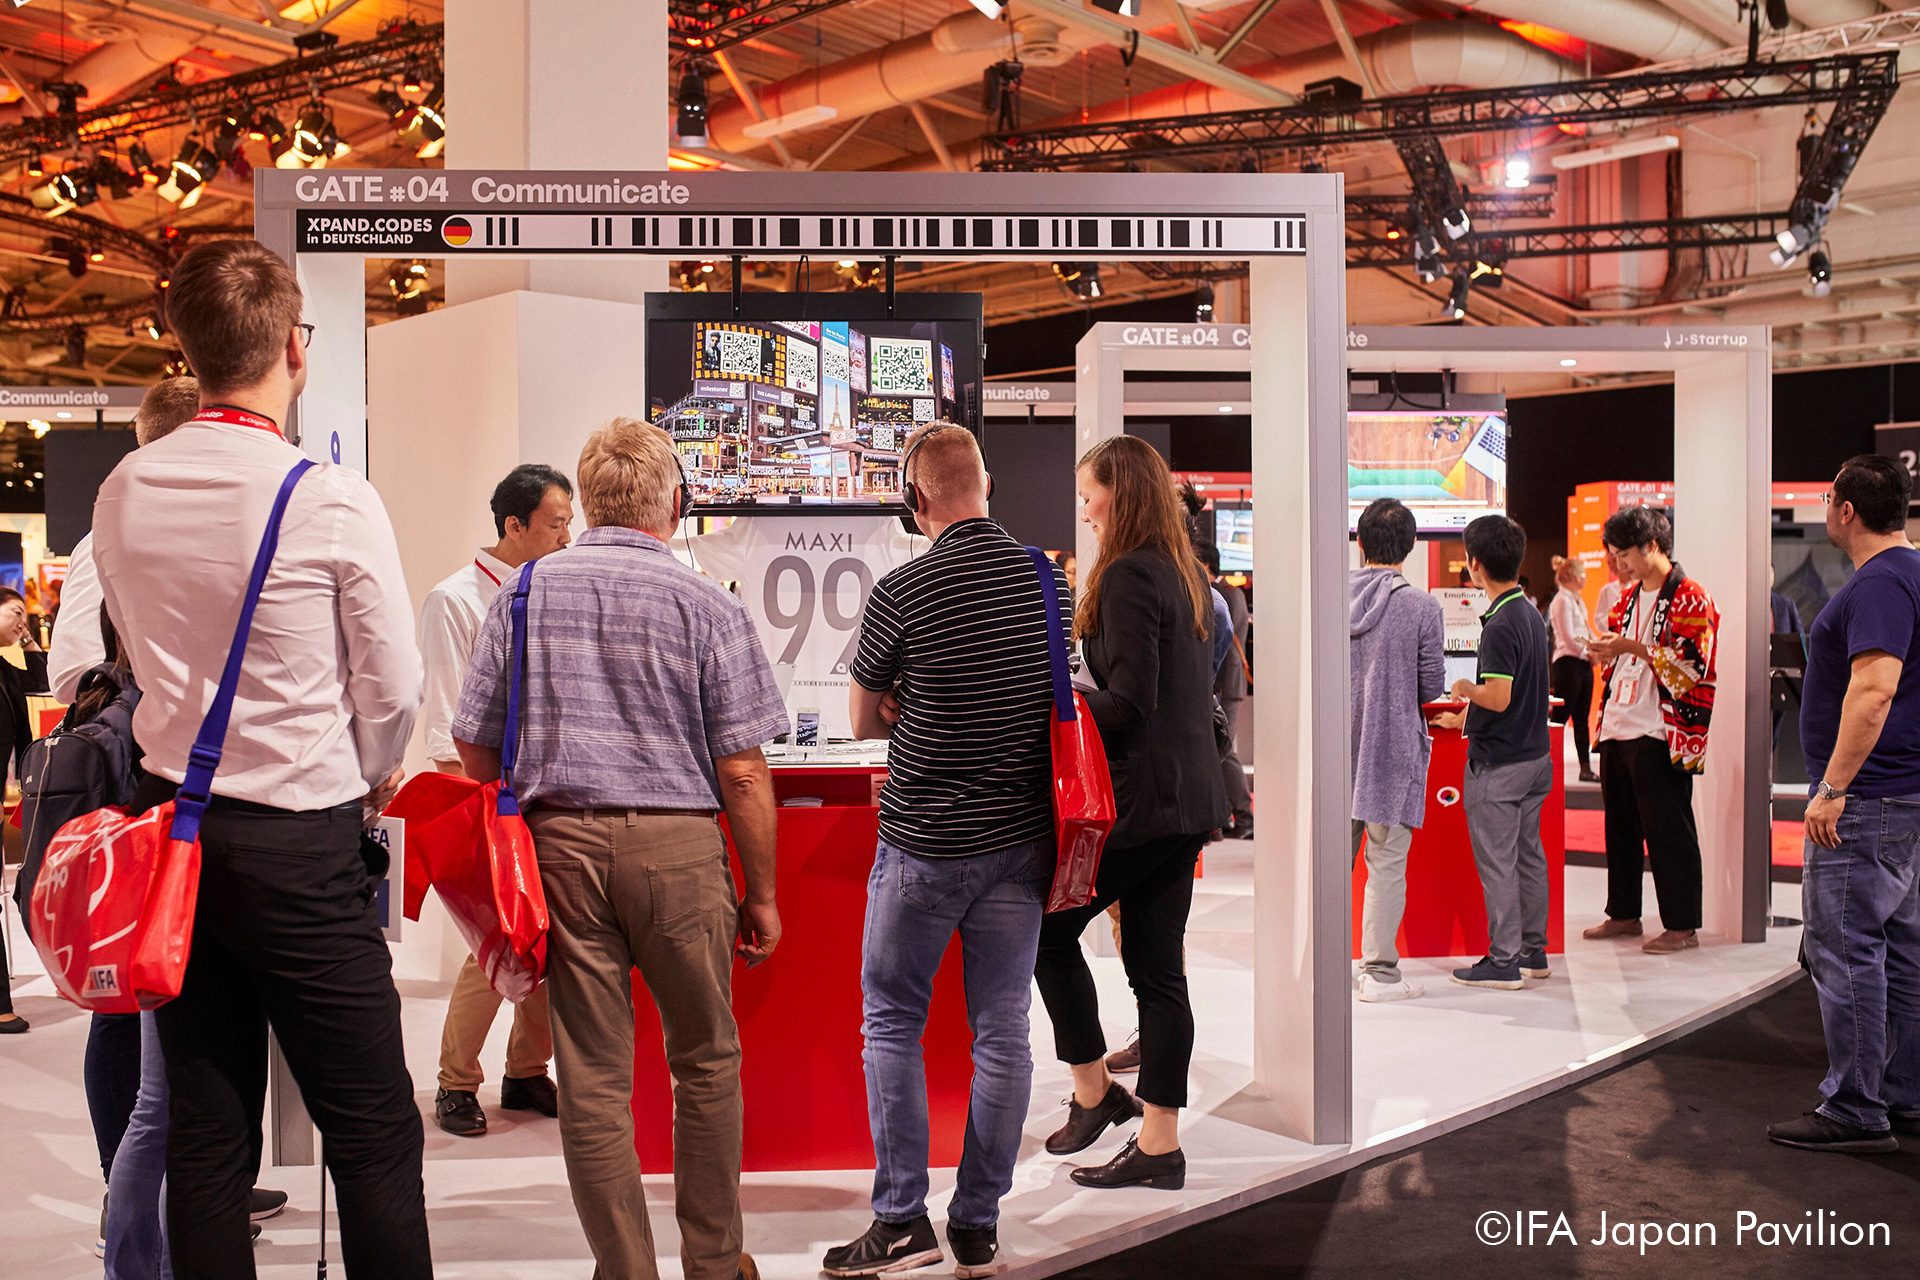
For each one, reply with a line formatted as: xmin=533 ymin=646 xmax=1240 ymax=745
xmin=388 ymin=259 xmax=431 ymax=301
xmin=25 ymin=155 xmax=42 ymax=176
xmin=29 ymin=169 xmax=97 ymax=218
xmin=1809 ymin=247 xmax=1832 ymax=297
xmin=1090 ymin=0 xmax=1141 ymax=15
xmin=1444 ymin=271 xmax=1472 ymax=320
xmin=1053 ymin=262 xmax=1103 ymax=300
xmin=1502 ymin=156 xmax=1530 ymax=188
xmin=1442 ymin=205 xmax=1471 ymax=240
xmin=968 ymin=0 xmax=1005 ymax=16
xmin=676 ymin=65 xmax=710 ymax=148
xmin=399 ymin=84 xmax=445 ymax=159
xmin=280 ymin=102 xmax=344 ymax=169
xmin=209 ymin=107 xmax=247 ymax=161
xmin=1771 ymin=222 xmax=1812 ymax=268
xmin=1195 ymin=282 xmax=1214 ymax=322
xmin=156 ymin=141 xmax=214 ymax=207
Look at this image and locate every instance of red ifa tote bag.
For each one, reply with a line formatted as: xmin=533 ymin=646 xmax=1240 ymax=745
xmin=386 ymin=560 xmax=548 ymax=1002
xmin=31 ymin=459 xmax=313 ymax=1013
xmin=1024 ymin=546 xmax=1116 ymax=912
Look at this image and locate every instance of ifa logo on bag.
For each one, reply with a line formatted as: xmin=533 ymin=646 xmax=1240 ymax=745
xmin=83 ymin=966 xmax=121 ymax=999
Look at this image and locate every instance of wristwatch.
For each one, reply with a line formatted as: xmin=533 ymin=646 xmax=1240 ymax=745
xmin=1816 ymin=780 xmax=1848 ymax=802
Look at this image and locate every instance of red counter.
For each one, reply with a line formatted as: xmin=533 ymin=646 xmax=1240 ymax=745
xmin=629 ymin=765 xmax=976 ymax=1173
xmin=1352 ymin=711 xmax=1565 ymax=959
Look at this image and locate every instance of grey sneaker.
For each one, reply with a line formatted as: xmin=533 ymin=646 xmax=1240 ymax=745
xmin=1518 ymin=950 xmax=1550 ymax=981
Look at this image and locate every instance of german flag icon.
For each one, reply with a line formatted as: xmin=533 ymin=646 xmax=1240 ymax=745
xmin=441 ymin=216 xmax=474 ymax=247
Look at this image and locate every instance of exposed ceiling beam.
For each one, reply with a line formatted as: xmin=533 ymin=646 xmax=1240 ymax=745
xmin=907 ymin=102 xmax=956 ymax=173
xmin=1315 ymin=0 xmax=1380 ymax=97
xmin=712 ymin=50 xmax=797 ymax=169
xmin=122 ymin=0 xmax=300 ymax=46
xmin=1012 ymin=0 xmax=1296 ymax=107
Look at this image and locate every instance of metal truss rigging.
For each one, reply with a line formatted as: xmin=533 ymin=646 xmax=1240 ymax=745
xmin=979 ymin=52 xmax=1899 ymax=171
xmin=1346 ymin=212 xmax=1793 ymax=266
xmin=0 ymin=22 xmax=444 ymax=166
xmin=671 ymin=0 xmax=867 ymax=57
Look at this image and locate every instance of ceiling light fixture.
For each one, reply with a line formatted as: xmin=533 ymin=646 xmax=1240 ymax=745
xmin=969 ymin=0 xmax=1005 ymax=16
xmin=1052 ymin=261 xmax=1102 ymax=300
xmin=1809 ymin=247 xmax=1832 ymax=297
xmin=1502 ymin=156 xmax=1531 ymax=188
xmin=1195 ymin=282 xmax=1214 ymax=322
xmin=29 ymin=169 xmax=97 ymax=218
xmin=1090 ymin=0 xmax=1142 ymax=15
xmin=1560 ymin=358 xmax=1577 ymax=367
xmin=156 ymin=140 xmax=213 ymax=207
xmin=675 ymin=65 xmax=710 ymax=148
xmin=398 ymin=83 xmax=446 ymax=159
xmin=1444 ymin=271 xmax=1472 ymax=320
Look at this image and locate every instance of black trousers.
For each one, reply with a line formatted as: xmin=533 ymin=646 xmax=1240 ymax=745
xmin=1599 ymin=737 xmax=1703 ymax=931
xmin=1033 ymin=831 xmax=1208 ymax=1109
xmin=1550 ymin=656 xmax=1594 ymax=771
xmin=140 ymin=778 xmax=432 ymax=1280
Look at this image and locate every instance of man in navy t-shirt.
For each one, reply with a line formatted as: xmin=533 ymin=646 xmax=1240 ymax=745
xmin=1770 ymin=454 xmax=1920 ymax=1155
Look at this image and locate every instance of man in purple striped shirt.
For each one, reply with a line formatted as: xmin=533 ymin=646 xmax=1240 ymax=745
xmin=454 ymin=418 xmax=787 ymax=1280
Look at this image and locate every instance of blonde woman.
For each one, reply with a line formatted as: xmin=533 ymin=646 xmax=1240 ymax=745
xmin=1548 ymin=556 xmax=1599 ymax=782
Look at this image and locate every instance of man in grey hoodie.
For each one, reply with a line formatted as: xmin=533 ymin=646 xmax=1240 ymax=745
xmin=1350 ymin=499 xmax=1448 ymax=1002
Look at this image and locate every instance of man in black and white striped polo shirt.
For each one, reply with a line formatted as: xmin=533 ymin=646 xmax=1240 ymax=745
xmin=823 ymin=424 xmax=1067 ymax=1279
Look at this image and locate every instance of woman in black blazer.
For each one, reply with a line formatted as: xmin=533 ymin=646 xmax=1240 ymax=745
xmin=0 ymin=585 xmax=47 ymax=1032
xmin=1033 ymin=436 xmax=1228 ymax=1190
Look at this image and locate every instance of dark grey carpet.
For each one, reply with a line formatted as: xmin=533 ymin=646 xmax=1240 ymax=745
xmin=1060 ymin=976 xmax=1920 ymax=1278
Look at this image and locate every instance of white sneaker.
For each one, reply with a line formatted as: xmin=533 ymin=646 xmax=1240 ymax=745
xmin=1357 ymin=974 xmax=1423 ymax=1003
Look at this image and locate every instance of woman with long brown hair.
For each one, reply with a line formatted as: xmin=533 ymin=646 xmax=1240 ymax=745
xmin=1032 ymin=435 xmax=1229 ymax=1191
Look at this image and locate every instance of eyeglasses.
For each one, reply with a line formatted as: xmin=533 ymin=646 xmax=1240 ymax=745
xmin=1822 ymin=490 xmax=1838 ymax=506
xmin=295 ymin=323 xmax=316 ymax=348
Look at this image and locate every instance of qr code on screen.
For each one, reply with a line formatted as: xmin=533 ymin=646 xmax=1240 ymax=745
xmin=870 ymin=339 xmax=931 ymax=395
xmin=710 ymin=330 xmax=763 ymax=378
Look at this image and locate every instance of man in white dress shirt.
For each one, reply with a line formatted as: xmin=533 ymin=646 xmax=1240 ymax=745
xmin=422 ymin=463 xmax=573 ymax=1137
xmin=48 ymin=377 xmax=202 ymax=702
xmin=92 ymin=240 xmax=429 ymax=1279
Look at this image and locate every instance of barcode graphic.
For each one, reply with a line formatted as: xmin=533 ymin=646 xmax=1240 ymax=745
xmin=301 ymin=211 xmax=1308 ymax=256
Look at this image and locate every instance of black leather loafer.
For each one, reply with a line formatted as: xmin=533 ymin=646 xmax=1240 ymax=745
xmin=1070 ymin=1137 xmax=1186 ymax=1190
xmin=1045 ymin=1081 xmax=1143 ymax=1156
xmin=435 ymin=1088 xmax=488 ymax=1136
xmin=501 ymin=1074 xmax=558 ymax=1117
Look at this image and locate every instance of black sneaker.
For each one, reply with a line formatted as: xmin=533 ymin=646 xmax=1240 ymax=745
xmin=501 ymin=1074 xmax=558 ymax=1117
xmin=434 ymin=1088 xmax=488 ymax=1137
xmin=249 ymin=1187 xmax=288 ymax=1221
xmin=822 ymin=1215 xmax=943 ymax=1276
xmin=1893 ymin=1113 xmax=1920 ymax=1137
xmin=1451 ymin=956 xmax=1524 ymax=990
xmin=1768 ymin=1111 xmax=1898 ymax=1154
xmin=947 ymin=1222 xmax=1006 ymax=1279
xmin=1518 ymin=950 xmax=1550 ymax=981
xmin=251 ymin=1221 xmax=262 ymax=1243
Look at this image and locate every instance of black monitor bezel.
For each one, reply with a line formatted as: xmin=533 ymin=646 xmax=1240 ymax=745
xmin=644 ymin=291 xmax=985 ymax=517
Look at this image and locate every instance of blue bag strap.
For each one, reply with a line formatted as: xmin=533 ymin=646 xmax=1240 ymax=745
xmin=1025 ymin=546 xmax=1075 ymax=723
xmin=497 ymin=560 xmax=535 ymax=816
xmin=170 ymin=458 xmax=315 ymax=842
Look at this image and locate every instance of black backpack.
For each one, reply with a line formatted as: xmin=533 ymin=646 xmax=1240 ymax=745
xmin=11 ymin=663 xmax=143 ymax=935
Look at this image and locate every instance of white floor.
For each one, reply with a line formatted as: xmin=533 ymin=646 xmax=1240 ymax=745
xmin=1 ymin=853 xmax=1803 ymax=1280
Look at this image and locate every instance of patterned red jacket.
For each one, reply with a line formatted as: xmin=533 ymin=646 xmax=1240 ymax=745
xmin=1600 ymin=566 xmax=1719 ymax=773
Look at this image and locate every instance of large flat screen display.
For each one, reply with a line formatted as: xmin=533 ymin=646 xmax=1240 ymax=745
xmin=1214 ymin=502 xmax=1252 ymax=573
xmin=1347 ymin=410 xmax=1507 ymax=533
xmin=646 ymin=293 xmax=983 ymax=513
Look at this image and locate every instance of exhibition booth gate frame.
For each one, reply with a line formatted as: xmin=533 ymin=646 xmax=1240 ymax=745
xmin=253 ymin=170 xmax=1790 ymax=1274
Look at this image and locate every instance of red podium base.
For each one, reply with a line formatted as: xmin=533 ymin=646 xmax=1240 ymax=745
xmin=1352 ymin=717 xmax=1566 ymax=959
xmin=629 ymin=766 xmax=974 ymax=1173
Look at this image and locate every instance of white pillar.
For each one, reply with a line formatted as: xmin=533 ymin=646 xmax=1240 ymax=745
xmin=1073 ymin=327 xmax=1126 ymax=574
xmin=1673 ymin=346 xmax=1772 ymax=942
xmin=1250 ymin=215 xmax=1350 ymax=1144
xmin=443 ymin=0 xmax=670 ymax=306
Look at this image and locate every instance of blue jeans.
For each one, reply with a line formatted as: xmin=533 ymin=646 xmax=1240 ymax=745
xmin=1802 ymin=793 xmax=1920 ymax=1131
xmin=862 ymin=836 xmax=1053 ymax=1229
xmin=105 ymin=1013 xmax=172 ymax=1279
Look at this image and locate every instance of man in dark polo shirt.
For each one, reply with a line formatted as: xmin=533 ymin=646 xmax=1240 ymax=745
xmin=1770 ymin=454 xmax=1920 ymax=1154
xmin=1436 ymin=514 xmax=1553 ymax=991
xmin=823 ymin=423 xmax=1066 ymax=1278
